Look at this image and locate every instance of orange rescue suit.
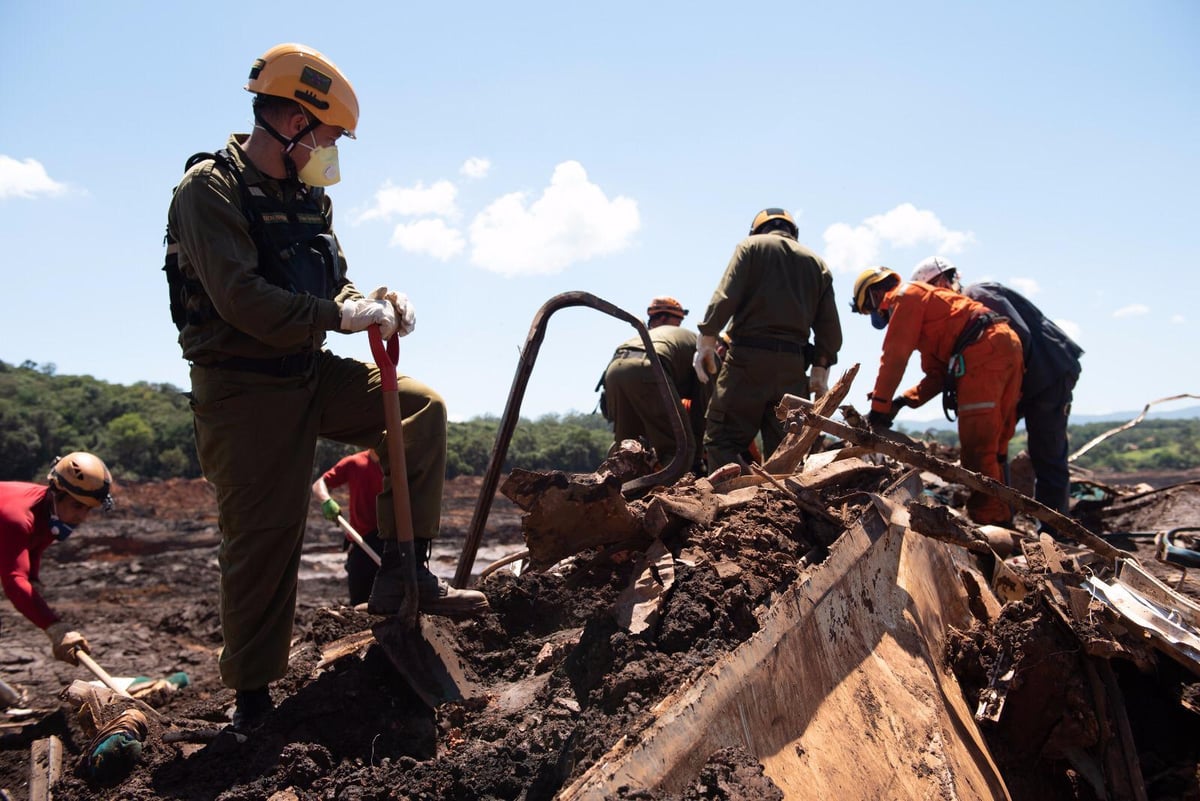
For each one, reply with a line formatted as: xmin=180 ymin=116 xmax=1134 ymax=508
xmin=870 ymin=281 xmax=1024 ymax=524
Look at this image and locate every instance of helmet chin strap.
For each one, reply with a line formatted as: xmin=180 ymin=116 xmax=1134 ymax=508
xmin=253 ymin=106 xmax=321 ymax=180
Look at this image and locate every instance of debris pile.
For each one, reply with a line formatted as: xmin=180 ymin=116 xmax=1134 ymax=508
xmin=2 ymin=401 xmax=1198 ymax=800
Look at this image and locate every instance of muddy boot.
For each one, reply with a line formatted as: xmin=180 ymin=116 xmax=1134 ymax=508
xmin=366 ymin=539 xmax=418 ymax=616
xmin=415 ymin=539 xmax=490 ymax=617
xmin=232 ymin=686 xmax=272 ymax=731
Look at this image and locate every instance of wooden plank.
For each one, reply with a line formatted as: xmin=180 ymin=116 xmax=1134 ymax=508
xmin=29 ymin=736 xmax=61 ymax=801
xmin=761 ymin=364 xmax=860 ymax=475
xmin=799 ymin=408 xmax=1123 ymax=565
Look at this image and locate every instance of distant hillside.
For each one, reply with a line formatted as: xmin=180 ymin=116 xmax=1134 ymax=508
xmin=902 ymin=405 xmax=1200 ymax=432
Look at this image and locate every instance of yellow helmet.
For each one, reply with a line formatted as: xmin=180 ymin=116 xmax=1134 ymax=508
xmin=646 ymin=296 xmax=687 ymax=320
xmin=851 ymin=267 xmax=899 ymax=314
xmin=48 ymin=452 xmax=114 ymax=511
xmin=246 ymin=43 xmax=359 ymax=137
xmin=749 ymin=207 xmax=797 ymax=236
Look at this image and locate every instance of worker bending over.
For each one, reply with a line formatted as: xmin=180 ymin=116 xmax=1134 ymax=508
xmin=851 ymin=267 xmax=1023 ymax=525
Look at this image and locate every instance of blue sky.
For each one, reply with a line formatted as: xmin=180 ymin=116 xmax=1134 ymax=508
xmin=2 ymin=2 xmax=1197 ymax=425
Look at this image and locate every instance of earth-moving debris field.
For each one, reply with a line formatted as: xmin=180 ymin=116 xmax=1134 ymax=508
xmin=2 ymin=408 xmax=1198 ymax=801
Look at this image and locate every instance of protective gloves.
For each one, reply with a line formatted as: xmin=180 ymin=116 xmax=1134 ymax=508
xmin=809 ymin=366 xmax=830 ymax=398
xmin=367 ymin=287 xmax=414 ymax=339
xmin=45 ymin=621 xmax=90 ymax=665
xmin=692 ymin=335 xmax=719 ymax=384
xmin=339 ymin=297 xmax=391 ymax=333
xmin=866 ymin=409 xmax=896 ymax=431
xmin=321 ymin=498 xmax=341 ymax=522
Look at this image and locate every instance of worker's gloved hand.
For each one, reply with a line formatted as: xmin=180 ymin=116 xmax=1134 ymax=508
xmin=866 ymin=409 xmax=897 ymax=431
xmin=45 ymin=621 xmax=90 ymax=666
xmin=693 ymin=335 xmax=719 ymax=384
xmin=339 ymin=297 xmax=389 ymax=333
xmin=321 ymin=498 xmax=341 ymax=522
xmin=809 ymin=366 xmax=830 ymax=398
xmin=386 ymin=291 xmax=416 ymax=337
xmin=366 ymin=287 xmax=413 ymax=339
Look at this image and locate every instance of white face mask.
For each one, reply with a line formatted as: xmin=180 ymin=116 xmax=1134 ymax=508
xmin=296 ymin=134 xmax=341 ymax=187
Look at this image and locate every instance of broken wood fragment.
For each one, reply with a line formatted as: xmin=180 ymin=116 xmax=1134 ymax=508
xmin=904 ymin=502 xmax=993 ymax=556
xmin=762 ymin=363 xmax=859 ymax=474
xmin=29 ymin=736 xmax=61 ymax=801
xmin=786 ymin=457 xmax=888 ymax=491
xmin=503 ymin=468 xmax=645 ymax=568
xmin=316 ymin=629 xmax=375 ymax=670
xmin=798 ymin=408 xmax=1124 ymax=565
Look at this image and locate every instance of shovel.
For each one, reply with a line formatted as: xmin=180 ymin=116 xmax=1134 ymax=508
xmin=74 ymin=650 xmax=165 ymax=722
xmin=367 ymin=325 xmax=480 ymax=708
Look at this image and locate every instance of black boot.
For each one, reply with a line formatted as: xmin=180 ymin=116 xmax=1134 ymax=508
xmin=367 ymin=539 xmax=417 ymax=616
xmin=232 ymin=686 xmax=273 ymax=730
xmin=414 ymin=539 xmax=490 ymax=617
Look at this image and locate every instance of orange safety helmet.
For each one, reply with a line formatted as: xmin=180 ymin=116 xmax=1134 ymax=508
xmin=647 ymin=296 xmax=688 ymax=320
xmin=749 ymin=208 xmax=798 ymax=236
xmin=246 ymin=43 xmax=359 ymax=137
xmin=48 ymin=452 xmax=114 ymax=511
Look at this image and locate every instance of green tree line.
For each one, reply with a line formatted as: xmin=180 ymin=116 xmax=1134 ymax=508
xmin=0 ymin=360 xmax=613 ymax=482
xmin=2 ymin=359 xmax=1196 ymax=483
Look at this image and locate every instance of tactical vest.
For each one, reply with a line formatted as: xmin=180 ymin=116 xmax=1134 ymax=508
xmin=164 ymin=148 xmax=344 ymax=332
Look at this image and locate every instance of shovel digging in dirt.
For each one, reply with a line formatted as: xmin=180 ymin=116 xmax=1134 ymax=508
xmin=367 ymin=325 xmax=480 ymax=708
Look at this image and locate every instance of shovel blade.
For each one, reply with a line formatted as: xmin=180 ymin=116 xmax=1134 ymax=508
xmin=372 ymin=616 xmax=481 ymax=708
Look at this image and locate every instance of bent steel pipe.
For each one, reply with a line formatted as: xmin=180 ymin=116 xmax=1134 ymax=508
xmin=453 ymin=291 xmax=692 ymax=588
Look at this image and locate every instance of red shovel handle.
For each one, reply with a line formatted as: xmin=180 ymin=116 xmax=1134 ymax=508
xmin=368 ymin=325 xmax=400 ymax=390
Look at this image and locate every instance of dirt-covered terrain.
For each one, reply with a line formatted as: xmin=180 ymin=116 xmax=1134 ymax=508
xmin=2 ymin=459 xmax=1198 ymax=800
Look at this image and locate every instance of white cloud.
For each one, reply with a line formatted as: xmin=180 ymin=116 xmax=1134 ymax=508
xmin=353 ymin=179 xmax=459 ymax=223
xmin=1008 ymin=277 xmax=1040 ymax=297
xmin=1171 ymin=314 xmax=1185 ymax=324
xmin=1055 ymin=319 xmax=1082 ymax=341
xmin=460 ymin=157 xmax=490 ymax=179
xmin=821 ymin=203 xmax=975 ymax=273
xmin=0 ymin=155 xmax=69 ymax=199
xmin=1112 ymin=304 xmax=1149 ymax=318
xmin=388 ymin=218 xmax=465 ymax=261
xmin=468 ymin=161 xmax=639 ymax=277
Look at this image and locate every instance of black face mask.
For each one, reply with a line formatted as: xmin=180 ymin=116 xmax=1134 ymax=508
xmin=49 ymin=515 xmax=74 ymax=541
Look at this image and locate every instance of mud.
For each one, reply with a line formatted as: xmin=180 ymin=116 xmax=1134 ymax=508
xmin=3 ymin=464 xmax=1198 ymax=800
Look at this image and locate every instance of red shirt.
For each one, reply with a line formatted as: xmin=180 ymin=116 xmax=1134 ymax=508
xmin=0 ymin=482 xmax=59 ymax=629
xmin=320 ymin=452 xmax=383 ymax=535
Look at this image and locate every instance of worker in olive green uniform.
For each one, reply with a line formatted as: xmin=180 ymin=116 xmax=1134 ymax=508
xmin=600 ymin=297 xmax=706 ymax=472
xmin=694 ymin=208 xmax=843 ymax=471
xmin=167 ymin=43 xmax=486 ymax=730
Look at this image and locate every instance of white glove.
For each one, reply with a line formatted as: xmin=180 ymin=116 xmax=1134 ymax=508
xmin=339 ymin=297 xmax=390 ymax=333
xmin=692 ymin=335 xmax=719 ymax=384
xmin=45 ymin=621 xmax=90 ymax=665
xmin=372 ymin=287 xmax=415 ymax=337
xmin=809 ymin=366 xmax=830 ymax=398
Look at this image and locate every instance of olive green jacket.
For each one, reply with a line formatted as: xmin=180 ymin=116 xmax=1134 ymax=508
xmin=167 ymin=135 xmax=359 ymax=364
xmin=697 ymin=232 xmax=843 ymax=367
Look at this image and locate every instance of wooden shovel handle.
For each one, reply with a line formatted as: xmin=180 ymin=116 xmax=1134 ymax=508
xmin=369 ymin=326 xmax=415 ymax=546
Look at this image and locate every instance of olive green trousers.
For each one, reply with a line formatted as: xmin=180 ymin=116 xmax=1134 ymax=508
xmin=190 ymin=349 xmax=446 ymax=690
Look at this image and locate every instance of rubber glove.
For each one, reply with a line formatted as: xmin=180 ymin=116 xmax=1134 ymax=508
xmin=809 ymin=366 xmax=830 ymax=398
xmin=866 ymin=408 xmax=897 ymax=431
xmin=339 ymin=297 xmax=388 ymax=333
xmin=692 ymin=335 xmax=719 ymax=384
xmin=45 ymin=621 xmax=90 ymax=665
xmin=321 ymin=498 xmax=341 ymax=522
